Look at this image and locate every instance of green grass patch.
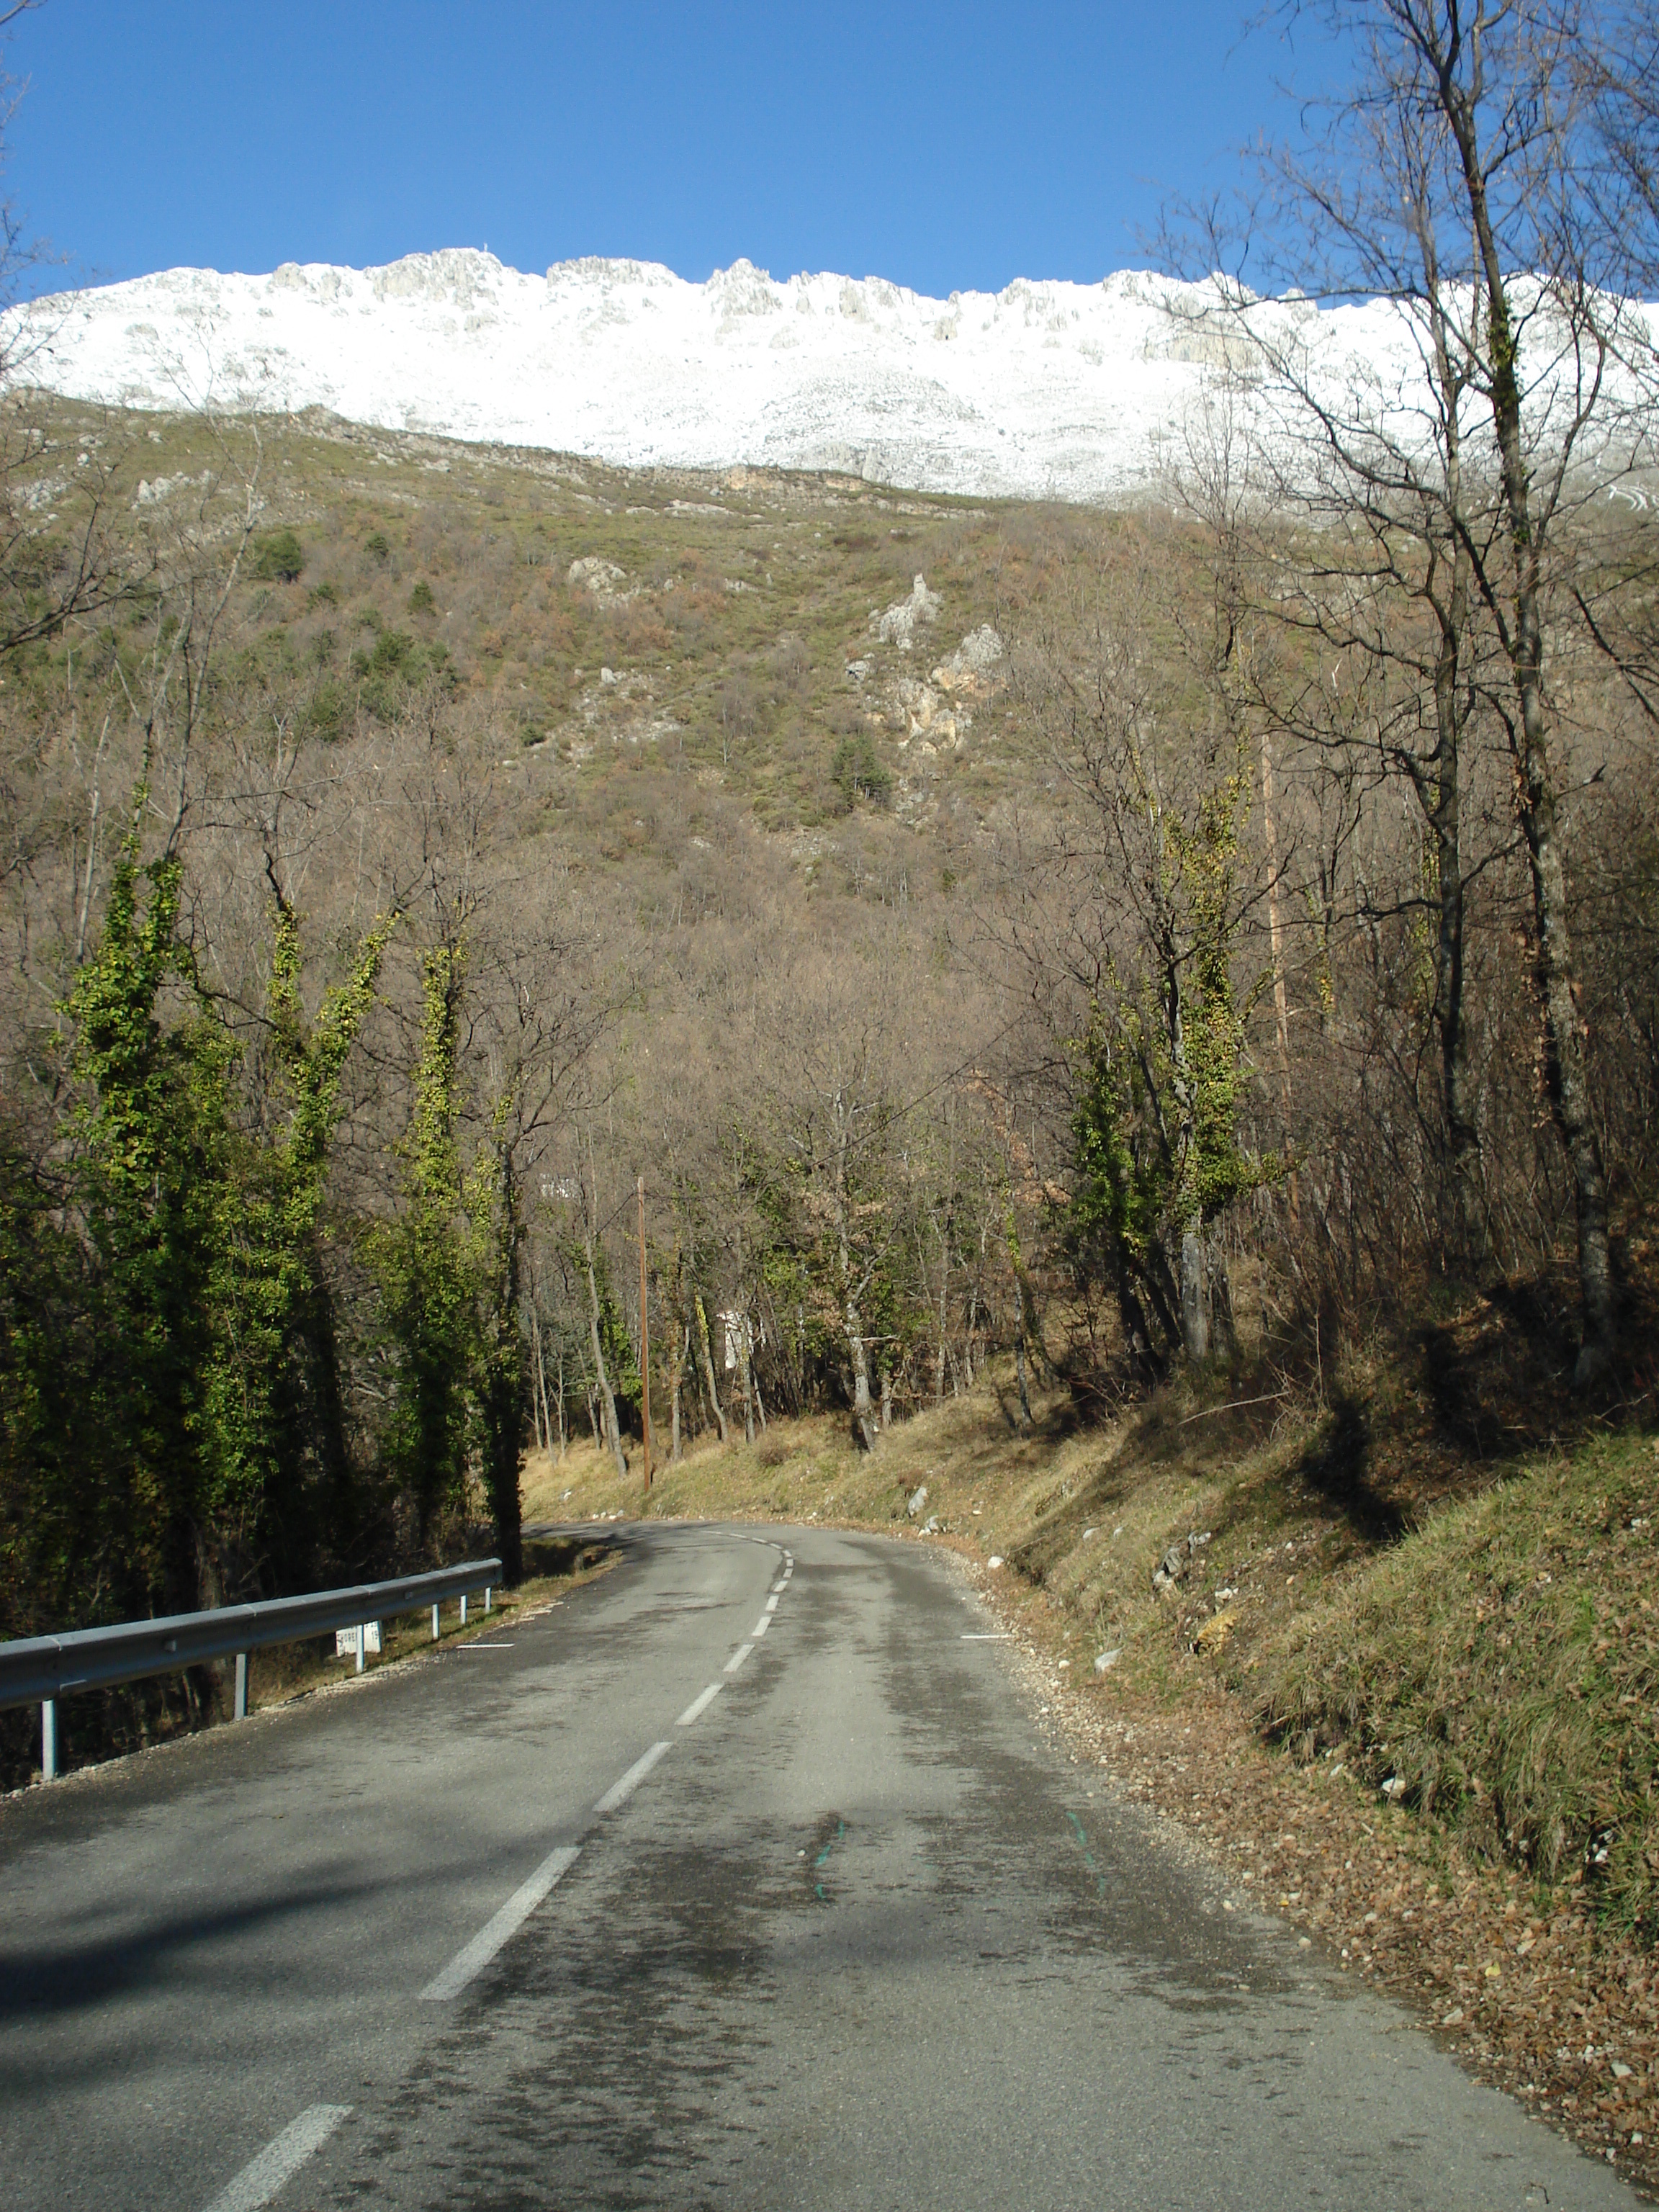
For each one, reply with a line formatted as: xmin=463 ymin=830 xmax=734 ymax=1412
xmin=1253 ymin=1430 xmax=1659 ymax=1931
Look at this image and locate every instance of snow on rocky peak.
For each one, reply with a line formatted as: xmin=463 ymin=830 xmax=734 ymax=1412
xmin=4 ymin=249 xmax=1649 ymax=504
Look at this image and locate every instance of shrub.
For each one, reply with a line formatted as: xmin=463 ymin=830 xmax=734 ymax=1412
xmin=249 ymin=529 xmax=304 ymax=584
xmin=408 ymin=580 xmax=436 ymax=616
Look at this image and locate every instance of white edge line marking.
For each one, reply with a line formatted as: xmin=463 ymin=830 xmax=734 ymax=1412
xmin=420 ymin=1845 xmax=580 ymax=2001
xmin=677 ymin=1682 xmax=721 ymax=1727
xmin=593 ymin=1740 xmax=672 ymax=1813
xmin=771 ymin=1580 xmax=786 ymax=1593
xmin=961 ymin=1632 xmax=1014 ymax=1641
xmin=724 ymin=1642 xmax=753 ymax=1673
xmin=765 ymin=1593 xmax=780 ymax=1611
xmin=201 ymin=2104 xmax=352 ymax=2212
xmin=752 ymin=1614 xmax=770 ymax=1637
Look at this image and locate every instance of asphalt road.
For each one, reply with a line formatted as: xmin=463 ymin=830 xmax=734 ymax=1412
xmin=0 ymin=1522 xmax=1638 ymax=2212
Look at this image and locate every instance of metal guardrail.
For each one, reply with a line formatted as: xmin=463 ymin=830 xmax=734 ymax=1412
xmin=1 ymin=1557 xmax=503 ymax=1783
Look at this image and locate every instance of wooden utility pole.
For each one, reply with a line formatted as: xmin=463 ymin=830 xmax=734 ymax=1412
xmin=637 ymin=1174 xmax=653 ymax=1488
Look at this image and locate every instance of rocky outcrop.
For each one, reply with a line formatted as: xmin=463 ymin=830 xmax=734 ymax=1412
xmin=873 ymin=574 xmax=940 ymax=650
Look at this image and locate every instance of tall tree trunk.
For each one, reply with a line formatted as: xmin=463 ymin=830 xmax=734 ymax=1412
xmin=555 ymin=1339 xmax=567 ymax=1459
xmin=585 ymin=1246 xmax=626 ymax=1480
xmin=737 ymin=1308 xmax=755 ymax=1444
xmin=1449 ymin=88 xmax=1617 ymax=1382
xmin=583 ymin=1133 xmax=629 ymax=1477
xmin=1179 ymin=1215 xmax=1211 ymax=1362
xmin=1012 ymin=1274 xmax=1033 ymax=1434
xmin=1421 ymin=268 xmax=1487 ymax=1271
xmin=846 ymin=1300 xmax=879 ymax=1452
xmin=532 ymin=1311 xmax=551 ymax=1454
xmin=1205 ymin=1226 xmax=1238 ymax=1361
xmin=694 ymin=1292 xmax=729 ymax=1443
xmin=670 ymin=1324 xmax=685 ymax=1462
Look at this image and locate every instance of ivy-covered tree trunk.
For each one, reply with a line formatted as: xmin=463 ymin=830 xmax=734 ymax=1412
xmin=471 ymin=1134 xmax=526 ymax=1587
xmin=67 ymin=845 xmax=225 ymax=1618
xmin=379 ymin=943 xmax=474 ymax=1550
xmin=198 ymin=895 xmax=390 ymax=1597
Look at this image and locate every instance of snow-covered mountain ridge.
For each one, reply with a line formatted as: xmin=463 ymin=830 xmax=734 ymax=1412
xmin=4 ymin=250 xmax=1648 ymax=505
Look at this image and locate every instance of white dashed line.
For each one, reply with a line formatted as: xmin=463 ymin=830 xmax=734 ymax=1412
xmin=421 ymin=1845 xmax=581 ymax=2000
xmin=724 ymin=1642 xmax=754 ymax=1673
xmin=961 ymin=1632 xmax=1013 ymax=1641
xmin=594 ymin=1740 xmax=672 ymax=1813
xmin=677 ymin=1683 xmax=721 ymax=1727
xmin=770 ymin=1579 xmax=786 ymax=1593
xmin=201 ymin=2105 xmax=351 ymax=2212
xmin=752 ymin=1614 xmax=771 ymax=1637
xmin=765 ymin=1593 xmax=780 ymax=1612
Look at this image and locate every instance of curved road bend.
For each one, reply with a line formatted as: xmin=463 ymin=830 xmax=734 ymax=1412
xmin=0 ymin=1522 xmax=1637 ymax=2212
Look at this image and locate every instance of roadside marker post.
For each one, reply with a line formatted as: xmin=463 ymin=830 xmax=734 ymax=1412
xmin=233 ymin=1651 xmax=249 ymax=1719
xmin=41 ymin=1697 xmax=57 ymax=1781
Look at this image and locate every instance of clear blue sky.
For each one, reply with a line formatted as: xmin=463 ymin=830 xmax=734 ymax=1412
xmin=6 ymin=1 xmax=1299 ymax=300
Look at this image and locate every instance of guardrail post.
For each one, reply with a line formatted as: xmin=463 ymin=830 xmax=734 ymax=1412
xmin=460 ymin=1593 xmax=468 ymax=1627
xmin=431 ymin=1602 xmax=440 ymax=1641
xmin=41 ymin=1698 xmax=58 ymax=1782
xmin=356 ymin=1627 xmax=366 ymax=1674
xmin=485 ymin=1586 xmax=492 ymax=1614
xmin=233 ymin=1652 xmax=248 ymax=1720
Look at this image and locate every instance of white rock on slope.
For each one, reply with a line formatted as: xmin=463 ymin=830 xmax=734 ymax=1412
xmin=875 ymin=573 xmax=941 ymax=649
xmin=7 ymin=249 xmax=1654 ymax=505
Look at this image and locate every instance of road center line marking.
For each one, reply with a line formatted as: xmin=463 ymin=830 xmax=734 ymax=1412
xmin=724 ymin=1642 xmax=754 ymax=1673
xmin=677 ymin=1683 xmax=721 ymax=1727
xmin=420 ymin=1845 xmax=581 ymax=2001
xmin=752 ymin=1613 xmax=771 ymax=1637
xmin=765 ymin=1593 xmax=781 ymax=1611
xmin=201 ymin=2104 xmax=352 ymax=2212
xmin=593 ymin=1740 xmax=672 ymax=1813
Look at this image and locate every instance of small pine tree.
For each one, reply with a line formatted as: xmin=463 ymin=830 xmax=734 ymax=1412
xmin=831 ymin=735 xmax=892 ymax=810
xmin=250 ymin=529 xmax=304 ymax=584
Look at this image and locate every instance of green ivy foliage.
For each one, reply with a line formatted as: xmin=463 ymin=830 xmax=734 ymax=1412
xmin=1066 ymin=748 xmax=1279 ymax=1366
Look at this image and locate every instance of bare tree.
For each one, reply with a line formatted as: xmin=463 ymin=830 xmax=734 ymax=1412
xmin=1169 ymin=0 xmax=1656 ymax=1378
